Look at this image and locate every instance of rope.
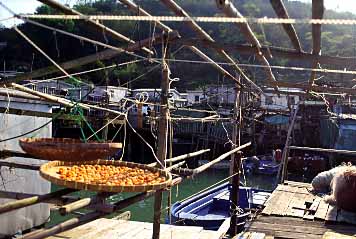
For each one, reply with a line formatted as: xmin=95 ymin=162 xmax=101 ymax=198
xmin=23 ymin=59 xmax=145 ymax=85
xmin=13 ymin=26 xmax=85 ymax=86
xmin=19 ymin=14 xmax=356 ymax=26
xmin=148 ymin=58 xmax=356 ymax=76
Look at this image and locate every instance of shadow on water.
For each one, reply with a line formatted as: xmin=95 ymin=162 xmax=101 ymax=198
xmin=49 ymin=169 xmax=278 ymax=226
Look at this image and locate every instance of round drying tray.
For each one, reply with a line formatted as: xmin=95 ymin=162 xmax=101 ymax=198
xmin=40 ymin=160 xmax=172 ymax=192
xmin=19 ymin=138 xmax=122 ymax=161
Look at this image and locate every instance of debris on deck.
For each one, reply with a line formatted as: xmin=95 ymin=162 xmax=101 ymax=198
xmin=241 ymin=181 xmax=356 ymax=239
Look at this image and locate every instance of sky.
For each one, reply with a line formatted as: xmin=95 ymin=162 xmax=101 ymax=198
xmin=1 ymin=0 xmax=356 ymax=28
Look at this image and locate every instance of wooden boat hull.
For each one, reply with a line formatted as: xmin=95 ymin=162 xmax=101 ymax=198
xmin=170 ymin=183 xmax=270 ymax=230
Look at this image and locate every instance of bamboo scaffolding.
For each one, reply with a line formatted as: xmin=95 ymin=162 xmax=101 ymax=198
xmin=37 ymin=0 xmax=153 ymax=55
xmin=158 ymin=0 xmax=262 ymax=93
xmin=267 ymin=81 xmax=356 ymax=95
xmin=118 ymin=0 xmax=247 ymax=90
xmin=152 ymin=38 xmax=170 ymax=239
xmin=280 ymin=103 xmax=299 ymax=183
xmin=147 ymin=149 xmax=210 ymax=167
xmin=0 ymin=161 xmax=40 ymax=171
xmin=0 ymin=188 xmax=77 ymax=215
xmin=0 ymin=150 xmax=32 ymax=159
xmin=288 ymin=146 xmax=356 ymax=155
xmin=216 ymin=0 xmax=278 ymax=89
xmin=270 ymin=0 xmax=302 ymax=52
xmin=170 ymin=142 xmax=251 ymax=176
xmin=5 ymin=31 xmax=178 ymax=84
xmin=0 ymin=190 xmax=80 ymax=205
xmin=308 ymin=0 xmax=324 ymax=89
xmin=175 ymin=39 xmax=356 ymax=67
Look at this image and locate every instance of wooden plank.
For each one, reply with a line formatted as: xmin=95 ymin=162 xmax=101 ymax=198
xmin=325 ymin=205 xmax=338 ymax=222
xmin=249 ymin=228 xmax=322 ymax=239
xmin=323 ymin=232 xmax=356 ymax=239
xmin=248 ymin=221 xmax=326 ymax=235
xmin=285 ymin=187 xmax=308 ymax=218
xmin=216 ymin=218 xmax=230 ymax=237
xmin=314 ymin=199 xmax=329 ymax=220
xmin=271 ymin=186 xmax=297 ymax=216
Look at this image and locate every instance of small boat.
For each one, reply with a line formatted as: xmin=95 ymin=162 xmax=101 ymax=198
xmin=243 ymin=155 xmax=280 ymax=175
xmin=170 ymin=182 xmax=271 ymax=231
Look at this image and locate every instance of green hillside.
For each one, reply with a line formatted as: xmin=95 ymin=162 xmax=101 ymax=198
xmin=1 ymin=0 xmax=355 ymax=89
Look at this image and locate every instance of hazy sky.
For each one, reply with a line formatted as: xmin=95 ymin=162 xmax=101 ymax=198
xmin=1 ymin=0 xmax=356 ymax=27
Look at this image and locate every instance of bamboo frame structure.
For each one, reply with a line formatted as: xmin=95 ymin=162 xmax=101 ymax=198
xmin=280 ymin=103 xmax=300 ymax=183
xmin=308 ymin=0 xmax=324 ymax=89
xmin=216 ymin=0 xmax=278 ymax=89
xmin=170 ymin=142 xmax=251 ymax=177
xmin=118 ymin=0 xmax=245 ymax=90
xmin=37 ymin=0 xmax=153 ymax=55
xmin=269 ymin=0 xmax=302 ymax=52
xmin=5 ymin=31 xmax=179 ymax=84
xmin=175 ymin=39 xmax=356 ymax=67
xmin=288 ymin=146 xmax=356 ymax=155
xmin=158 ymin=0 xmax=262 ymax=93
xmin=147 ymin=149 xmax=210 ymax=167
xmin=0 ymin=188 xmax=77 ymax=214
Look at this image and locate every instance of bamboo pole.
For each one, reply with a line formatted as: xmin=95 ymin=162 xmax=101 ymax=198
xmin=215 ymin=0 xmax=278 ymax=89
xmin=158 ymin=0 xmax=262 ymax=93
xmin=170 ymin=142 xmax=251 ymax=176
xmin=308 ymin=0 xmax=324 ymax=89
xmin=37 ymin=0 xmax=153 ymax=55
xmin=10 ymin=83 xmax=131 ymax=117
xmin=229 ymin=82 xmax=240 ymax=182
xmin=0 ymin=149 xmax=32 ymax=159
xmin=269 ymin=0 xmax=302 ymax=52
xmin=6 ymin=31 xmax=179 ymax=84
xmin=176 ymin=38 xmax=356 ymax=68
xmin=147 ymin=149 xmax=210 ymax=167
xmin=0 ymin=161 xmax=40 ymax=170
xmin=0 ymin=188 xmax=77 ymax=215
xmin=118 ymin=0 xmax=249 ymax=90
xmin=280 ymin=103 xmax=300 ymax=183
xmin=228 ymin=151 xmax=242 ymax=237
xmin=0 ymin=90 xmax=42 ymax=101
xmin=267 ymin=81 xmax=356 ymax=95
xmin=152 ymin=33 xmax=170 ymax=239
xmin=0 ymin=190 xmax=79 ymax=205
xmin=288 ymin=146 xmax=356 ymax=155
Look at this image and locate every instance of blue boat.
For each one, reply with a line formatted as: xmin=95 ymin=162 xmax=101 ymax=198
xmin=243 ymin=156 xmax=280 ymax=175
xmin=170 ymin=183 xmax=271 ymax=231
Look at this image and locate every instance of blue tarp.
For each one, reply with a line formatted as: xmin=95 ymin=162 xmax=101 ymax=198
xmin=264 ymin=115 xmax=289 ymax=125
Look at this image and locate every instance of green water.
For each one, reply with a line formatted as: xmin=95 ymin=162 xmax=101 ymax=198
xmin=49 ymin=170 xmax=275 ymax=225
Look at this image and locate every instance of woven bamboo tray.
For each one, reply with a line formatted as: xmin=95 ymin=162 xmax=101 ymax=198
xmin=40 ymin=160 xmax=172 ymax=192
xmin=19 ymin=138 xmax=122 ymax=161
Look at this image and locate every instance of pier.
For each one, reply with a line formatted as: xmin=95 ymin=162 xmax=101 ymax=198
xmin=242 ymin=181 xmax=356 ymax=239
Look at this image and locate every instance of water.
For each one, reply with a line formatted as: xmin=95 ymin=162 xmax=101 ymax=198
xmin=49 ymin=169 xmax=275 ymax=225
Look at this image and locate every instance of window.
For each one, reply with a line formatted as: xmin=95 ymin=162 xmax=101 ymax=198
xmin=289 ymin=96 xmax=296 ymax=106
xmin=266 ymin=95 xmax=273 ymax=105
xmin=194 ymin=95 xmax=200 ymax=102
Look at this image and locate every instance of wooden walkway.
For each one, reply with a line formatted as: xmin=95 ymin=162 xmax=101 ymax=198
xmin=46 ymin=218 xmax=223 ymax=239
xmin=240 ymin=181 xmax=356 ymax=239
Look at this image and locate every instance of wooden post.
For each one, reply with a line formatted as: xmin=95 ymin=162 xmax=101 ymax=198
xmin=230 ymin=82 xmax=240 ymax=182
xmin=152 ymin=32 xmax=170 ymax=239
xmin=279 ymin=103 xmax=300 ymax=183
xmin=228 ymin=151 xmax=242 ymax=236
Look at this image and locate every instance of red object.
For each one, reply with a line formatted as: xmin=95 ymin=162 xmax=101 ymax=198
xmin=275 ymin=149 xmax=282 ymax=162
